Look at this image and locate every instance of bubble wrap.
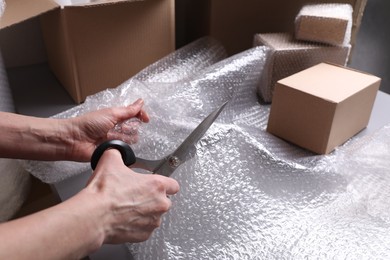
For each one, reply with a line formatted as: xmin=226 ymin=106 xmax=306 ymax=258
xmin=295 ymin=3 xmax=353 ymax=46
xmin=0 ymin=0 xmax=4 ymax=17
xmin=129 ymin=125 xmax=390 ymax=259
xmin=123 ymin=42 xmax=390 ymax=258
xmin=21 ymin=36 xmax=390 ymax=258
xmin=254 ymin=33 xmax=350 ymax=103
xmin=0 ymin=50 xmax=31 ymax=221
xmin=0 ymin=52 xmax=14 ymax=113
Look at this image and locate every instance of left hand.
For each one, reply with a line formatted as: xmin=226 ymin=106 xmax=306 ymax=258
xmin=67 ymin=98 xmax=149 ymax=161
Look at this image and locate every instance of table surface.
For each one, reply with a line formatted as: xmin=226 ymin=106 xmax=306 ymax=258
xmin=52 ymin=90 xmax=390 ymax=260
xmin=9 ymin=61 xmax=388 ymax=259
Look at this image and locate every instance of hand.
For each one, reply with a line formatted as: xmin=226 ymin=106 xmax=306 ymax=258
xmin=67 ymin=98 xmax=150 ymax=161
xmin=0 ymin=148 xmax=179 ymax=260
xmin=87 ymin=149 xmax=180 ymax=243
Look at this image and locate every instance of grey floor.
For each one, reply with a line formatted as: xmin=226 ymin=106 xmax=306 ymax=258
xmin=349 ymin=0 xmax=390 ymax=94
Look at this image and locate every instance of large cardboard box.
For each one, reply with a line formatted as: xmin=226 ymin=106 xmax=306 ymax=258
xmin=267 ymin=63 xmax=380 ymax=154
xmin=0 ymin=0 xmax=175 ymax=103
xmin=178 ymin=0 xmax=366 ymax=56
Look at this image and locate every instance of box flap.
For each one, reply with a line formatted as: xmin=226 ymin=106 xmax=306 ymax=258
xmin=1 ymin=0 xmax=59 ymax=29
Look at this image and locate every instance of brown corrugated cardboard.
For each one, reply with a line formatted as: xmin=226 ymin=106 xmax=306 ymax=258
xmin=41 ymin=0 xmax=175 ymax=103
xmin=1 ymin=0 xmax=175 ymax=104
xmin=267 ymin=63 xmax=381 ymax=154
xmin=0 ymin=0 xmax=57 ymax=29
xmin=178 ymin=0 xmax=366 ymax=56
xmin=254 ymin=33 xmax=350 ymax=103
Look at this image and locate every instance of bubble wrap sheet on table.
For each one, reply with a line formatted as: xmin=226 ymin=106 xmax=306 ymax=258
xmin=23 ymin=37 xmax=390 ymax=259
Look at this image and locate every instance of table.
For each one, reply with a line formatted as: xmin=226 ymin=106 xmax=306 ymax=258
xmin=52 ymin=90 xmax=390 ymax=260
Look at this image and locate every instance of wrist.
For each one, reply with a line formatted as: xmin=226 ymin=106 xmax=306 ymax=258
xmin=24 ymin=117 xmax=73 ymax=160
xmin=0 ymin=113 xmax=73 ymax=160
xmin=69 ymin=188 xmax=108 ymax=253
xmin=85 ymin=149 xmax=128 ymax=243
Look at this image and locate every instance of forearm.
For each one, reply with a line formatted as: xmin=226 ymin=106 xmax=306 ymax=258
xmin=0 ymin=189 xmax=106 ymax=260
xmin=0 ymin=112 xmax=73 ymax=160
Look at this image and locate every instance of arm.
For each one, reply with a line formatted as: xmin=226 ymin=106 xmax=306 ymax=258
xmin=0 ymin=98 xmax=149 ymax=161
xmin=0 ymin=149 xmax=180 ymax=259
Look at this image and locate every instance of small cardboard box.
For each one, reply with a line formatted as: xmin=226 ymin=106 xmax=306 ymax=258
xmin=295 ymin=3 xmax=353 ymax=46
xmin=254 ymin=33 xmax=350 ymax=103
xmin=177 ymin=0 xmax=367 ymax=56
xmin=1 ymin=0 xmax=175 ymax=104
xmin=267 ymin=63 xmax=381 ymax=154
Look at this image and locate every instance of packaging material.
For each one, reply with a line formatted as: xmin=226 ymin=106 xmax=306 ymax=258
xmin=178 ymin=0 xmax=367 ymax=56
xmin=267 ymin=62 xmax=381 ymax=154
xmin=1 ymin=0 xmax=175 ymax=104
xmin=0 ymin=52 xmax=13 ymax=113
xmin=254 ymin=33 xmax=351 ymax=103
xmin=21 ymin=37 xmax=390 ymax=259
xmin=0 ymin=0 xmax=4 ymax=17
xmin=0 ymin=50 xmax=31 ymax=221
xmin=295 ymin=3 xmax=353 ymax=46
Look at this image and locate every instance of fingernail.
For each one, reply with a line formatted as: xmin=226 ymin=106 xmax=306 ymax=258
xmin=133 ymin=98 xmax=143 ymax=106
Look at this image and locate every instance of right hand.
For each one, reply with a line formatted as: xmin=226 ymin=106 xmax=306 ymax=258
xmin=86 ymin=149 xmax=180 ymax=244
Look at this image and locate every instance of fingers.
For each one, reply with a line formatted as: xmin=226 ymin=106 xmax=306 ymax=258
xmin=162 ymin=176 xmax=180 ymax=195
xmin=126 ymin=99 xmax=150 ymax=123
xmin=91 ymin=148 xmax=124 ymax=174
xmin=91 ymin=150 xmax=180 ymax=202
xmin=137 ymin=108 xmax=150 ymax=123
xmin=108 ymin=98 xmax=149 ymax=124
xmin=145 ymin=174 xmax=180 ymax=197
xmin=108 ymin=119 xmax=140 ymax=144
xmin=89 ymin=149 xmax=180 ymax=244
xmin=98 ymin=150 xmax=180 ymax=195
xmin=106 ymin=99 xmax=149 ymax=144
xmin=107 ymin=131 xmax=139 ymax=144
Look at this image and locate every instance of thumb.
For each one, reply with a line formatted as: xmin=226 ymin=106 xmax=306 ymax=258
xmin=116 ymin=99 xmax=149 ymax=123
xmin=87 ymin=149 xmax=124 ymax=185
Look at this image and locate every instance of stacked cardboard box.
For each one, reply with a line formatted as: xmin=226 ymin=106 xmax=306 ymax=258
xmin=261 ymin=3 xmax=381 ymax=154
xmin=254 ymin=3 xmax=354 ymax=103
xmin=254 ymin=33 xmax=351 ymax=103
xmin=177 ymin=0 xmax=367 ymax=56
xmin=267 ymin=63 xmax=380 ymax=154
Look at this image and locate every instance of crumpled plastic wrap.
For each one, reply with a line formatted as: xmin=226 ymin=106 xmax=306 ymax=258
xmin=23 ymin=36 xmax=390 ymax=259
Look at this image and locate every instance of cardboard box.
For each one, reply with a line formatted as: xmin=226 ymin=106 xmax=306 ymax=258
xmin=177 ymin=0 xmax=366 ymax=56
xmin=1 ymin=0 xmax=175 ymax=103
xmin=254 ymin=33 xmax=350 ymax=103
xmin=267 ymin=63 xmax=381 ymax=154
xmin=295 ymin=3 xmax=353 ymax=46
